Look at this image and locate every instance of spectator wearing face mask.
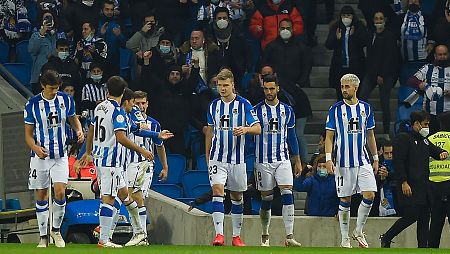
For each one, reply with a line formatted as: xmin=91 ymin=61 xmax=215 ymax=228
xmin=80 ymin=62 xmax=107 ymax=121
xmin=74 ymin=21 xmax=107 ymax=81
xmin=142 ymin=33 xmax=181 ymax=80
xmin=29 ymin=11 xmax=65 ymax=94
xmin=61 ymin=0 xmax=99 ymax=44
xmin=359 ymin=11 xmax=400 ymax=135
xmin=325 ymin=5 xmax=368 ymax=101
xmin=41 ymin=38 xmax=82 ymax=102
xmin=96 ymin=0 xmax=125 ymax=77
xmin=250 ymin=0 xmax=304 ymax=50
xmin=205 ymin=7 xmax=251 ymax=92
xmin=126 ymin=12 xmax=165 ymax=53
xmin=294 ymin=154 xmax=339 ymax=217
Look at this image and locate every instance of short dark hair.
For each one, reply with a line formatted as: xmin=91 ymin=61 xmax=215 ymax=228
xmin=121 ymin=88 xmax=135 ymax=105
xmin=82 ymin=21 xmax=96 ymax=31
xmin=134 ymin=90 xmax=148 ymax=100
xmin=90 ymin=61 xmax=103 ymax=71
xmin=40 ymin=70 xmax=61 ymax=87
xmin=383 ymin=139 xmax=393 ymax=149
xmin=410 ymin=110 xmax=430 ymax=124
xmin=214 ymin=7 xmax=230 ymax=18
xmin=376 ymin=137 xmax=387 ymax=150
xmin=262 ymin=74 xmax=279 ymax=85
xmin=279 ymin=18 xmax=293 ymax=27
xmin=107 ymin=76 xmax=127 ymax=97
xmin=438 ymin=111 xmax=450 ymax=131
xmin=103 ymin=0 xmax=114 ymax=8
xmin=56 ymin=38 xmax=69 ymax=48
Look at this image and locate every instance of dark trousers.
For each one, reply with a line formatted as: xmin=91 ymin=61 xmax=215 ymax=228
xmin=359 ymin=75 xmax=395 ymax=134
xmin=383 ymin=205 xmax=430 ymax=248
xmin=429 ymin=183 xmax=450 ymax=248
xmin=429 ymin=114 xmax=440 ymax=135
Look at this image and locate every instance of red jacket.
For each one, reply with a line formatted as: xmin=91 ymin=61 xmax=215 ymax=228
xmin=250 ymin=0 xmax=304 ymax=49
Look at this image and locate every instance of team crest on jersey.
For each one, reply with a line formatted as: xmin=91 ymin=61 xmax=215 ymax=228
xmin=233 ymin=108 xmax=238 ymax=114
xmin=116 ymin=115 xmax=125 ymax=123
xmin=250 ymin=109 xmax=257 ymax=117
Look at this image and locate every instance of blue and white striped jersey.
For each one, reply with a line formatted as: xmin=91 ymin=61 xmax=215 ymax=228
xmin=207 ymin=95 xmax=259 ymax=164
xmin=326 ymin=100 xmax=375 ymax=168
xmin=414 ymin=64 xmax=450 ymax=115
xmin=24 ymin=92 xmax=76 ymax=159
xmin=91 ymin=99 xmax=127 ymax=168
xmin=254 ymin=101 xmax=295 ymax=163
xmin=126 ymin=106 xmax=163 ymax=163
xmin=81 ymin=82 xmax=107 ymax=118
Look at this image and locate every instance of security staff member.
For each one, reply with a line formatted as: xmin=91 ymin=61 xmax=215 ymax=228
xmin=429 ymin=111 xmax=450 ymax=248
xmin=380 ymin=110 xmax=449 ymax=248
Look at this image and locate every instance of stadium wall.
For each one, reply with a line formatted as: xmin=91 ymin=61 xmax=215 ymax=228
xmin=146 ymin=191 xmax=450 ymax=248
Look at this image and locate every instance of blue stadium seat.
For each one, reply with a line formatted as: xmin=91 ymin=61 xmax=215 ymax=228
xmin=4 ymin=63 xmax=31 ymax=87
xmin=191 ymin=184 xmax=211 ymax=199
xmin=5 ymin=198 xmax=21 ymax=211
xmin=151 ymin=184 xmax=183 ymax=199
xmin=15 ymin=40 xmax=32 ymax=65
xmin=0 ymin=198 xmax=3 ymax=211
xmin=182 ymin=171 xmax=209 ymax=197
xmin=251 ymin=198 xmax=261 ymax=215
xmin=120 ymin=48 xmax=133 ymax=80
xmin=153 ymin=154 xmax=186 ymax=184
xmin=196 ymin=154 xmax=208 ymax=171
xmin=0 ymin=41 xmax=9 ymax=63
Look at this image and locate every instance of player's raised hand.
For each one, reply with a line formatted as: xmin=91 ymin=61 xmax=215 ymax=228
xmin=159 ymin=168 xmax=168 ymax=181
xmin=233 ymin=126 xmax=247 ymax=136
xmin=76 ymin=130 xmax=85 ymax=143
xmin=158 ymin=130 xmax=174 ymax=140
xmin=34 ymin=146 xmax=48 ymax=159
xmin=326 ymin=160 xmax=334 ymax=174
xmin=141 ymin=149 xmax=154 ymax=161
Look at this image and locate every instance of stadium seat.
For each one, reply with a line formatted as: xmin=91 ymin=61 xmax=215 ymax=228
xmin=191 ymin=184 xmax=211 ymax=199
xmin=0 ymin=41 xmax=9 ymax=63
xmin=251 ymin=198 xmax=261 ymax=215
xmin=5 ymin=198 xmax=21 ymax=211
xmin=0 ymin=198 xmax=3 ymax=211
xmin=120 ymin=48 xmax=133 ymax=80
xmin=15 ymin=40 xmax=32 ymax=65
xmin=153 ymin=154 xmax=186 ymax=184
xmin=151 ymin=184 xmax=183 ymax=199
xmin=182 ymin=171 xmax=209 ymax=197
xmin=196 ymin=154 xmax=208 ymax=171
xmin=4 ymin=63 xmax=31 ymax=87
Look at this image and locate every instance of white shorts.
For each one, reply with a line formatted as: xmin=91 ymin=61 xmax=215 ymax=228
xmin=29 ymin=157 xmax=69 ymax=190
xmin=255 ymin=160 xmax=293 ymax=191
xmin=125 ymin=160 xmax=153 ymax=194
xmin=142 ymin=164 xmax=154 ymax=198
xmin=98 ymin=166 xmax=126 ymax=197
xmin=208 ymin=160 xmax=247 ymax=192
xmin=335 ymin=164 xmax=377 ymax=198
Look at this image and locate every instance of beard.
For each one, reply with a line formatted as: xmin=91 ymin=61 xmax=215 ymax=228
xmin=265 ymin=95 xmax=275 ymax=101
xmin=342 ymin=92 xmax=353 ymax=100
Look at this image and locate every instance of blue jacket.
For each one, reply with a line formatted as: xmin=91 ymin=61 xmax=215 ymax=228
xmin=294 ymin=173 xmax=339 ymax=217
xmin=28 ymin=31 xmax=57 ymax=83
xmin=97 ymin=17 xmax=126 ymax=66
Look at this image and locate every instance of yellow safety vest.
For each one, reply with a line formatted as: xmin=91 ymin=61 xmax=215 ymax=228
xmin=429 ymin=131 xmax=450 ymax=182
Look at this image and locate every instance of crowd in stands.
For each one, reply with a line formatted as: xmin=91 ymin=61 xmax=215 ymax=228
xmin=0 ymin=0 xmax=449 ymax=217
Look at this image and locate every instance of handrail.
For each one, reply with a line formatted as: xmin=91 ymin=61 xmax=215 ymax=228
xmin=0 ymin=64 xmax=33 ymax=99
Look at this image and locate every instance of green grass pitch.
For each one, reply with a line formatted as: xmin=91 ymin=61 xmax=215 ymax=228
xmin=1 ymin=244 xmax=450 ymax=254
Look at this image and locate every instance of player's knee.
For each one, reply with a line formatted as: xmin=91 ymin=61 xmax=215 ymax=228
xmin=261 ymin=194 xmax=273 ymax=211
xmin=260 ymin=190 xmax=273 ymax=197
xmin=280 ymin=189 xmax=294 ymax=205
xmin=212 ymin=185 xmax=224 ymax=196
xmin=230 ymin=191 xmax=243 ymax=201
xmin=340 ymin=197 xmax=351 ymax=203
xmin=362 ymin=192 xmax=375 ymax=201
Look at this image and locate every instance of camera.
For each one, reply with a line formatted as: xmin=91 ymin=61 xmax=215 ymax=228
xmin=44 ymin=15 xmax=53 ymax=27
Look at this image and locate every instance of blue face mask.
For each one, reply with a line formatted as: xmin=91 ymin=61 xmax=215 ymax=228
xmin=159 ymin=45 xmax=171 ymax=54
xmin=317 ymin=167 xmax=328 ymax=177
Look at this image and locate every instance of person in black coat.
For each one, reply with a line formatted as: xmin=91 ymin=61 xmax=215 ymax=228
xmin=359 ymin=11 xmax=400 ymax=134
xmin=326 ymin=5 xmax=368 ymax=101
xmin=205 ymin=7 xmax=252 ymax=93
xmin=380 ymin=110 xmax=449 ymax=248
xmin=139 ymin=50 xmax=199 ymax=155
xmin=262 ymin=18 xmax=312 ymax=89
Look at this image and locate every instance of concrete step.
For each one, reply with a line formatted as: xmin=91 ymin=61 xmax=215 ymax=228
xmin=309 ymin=98 xmax=398 ymax=112
xmin=294 ymin=210 xmax=305 ymax=216
xmin=294 ymin=199 xmax=306 ymax=210
xmin=293 ymin=191 xmax=307 ymax=200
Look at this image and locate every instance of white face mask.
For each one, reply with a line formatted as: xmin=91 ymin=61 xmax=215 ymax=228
xmin=58 ymin=51 xmax=69 ymax=60
xmin=342 ymin=17 xmax=352 ymax=27
xmin=419 ymin=127 xmax=429 ymax=137
xmin=216 ymin=19 xmax=228 ymax=30
xmin=82 ymin=0 xmax=94 ymax=7
xmin=279 ymin=29 xmax=292 ymax=40
xmin=272 ymin=0 xmax=281 ymax=4
xmin=374 ymin=22 xmax=385 ymax=29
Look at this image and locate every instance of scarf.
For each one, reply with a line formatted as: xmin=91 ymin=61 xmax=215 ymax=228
xmin=213 ymin=21 xmax=233 ymax=43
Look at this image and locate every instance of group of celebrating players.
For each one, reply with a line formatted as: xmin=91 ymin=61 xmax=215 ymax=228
xmin=24 ymin=67 xmax=381 ymax=248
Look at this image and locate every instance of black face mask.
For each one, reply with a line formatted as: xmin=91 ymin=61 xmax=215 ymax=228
xmin=436 ymin=59 xmax=450 ymax=67
xmin=408 ymin=4 xmax=420 ymax=13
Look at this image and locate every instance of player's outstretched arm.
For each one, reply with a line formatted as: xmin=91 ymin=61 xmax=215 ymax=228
xmin=325 ymin=130 xmax=335 ymax=174
xmin=24 ymin=124 xmax=48 ymax=159
xmin=367 ymin=129 xmax=379 ymax=174
xmin=116 ymin=130 xmax=154 ymax=161
xmin=156 ymin=144 xmax=168 ymax=181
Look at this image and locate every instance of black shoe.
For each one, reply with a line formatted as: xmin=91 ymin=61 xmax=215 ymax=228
xmin=380 ymin=234 xmax=393 ymax=248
